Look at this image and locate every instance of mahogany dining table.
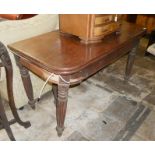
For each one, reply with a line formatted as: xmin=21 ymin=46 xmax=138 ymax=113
xmin=8 ymin=22 xmax=146 ymax=136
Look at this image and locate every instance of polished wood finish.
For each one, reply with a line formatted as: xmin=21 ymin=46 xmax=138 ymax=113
xmin=125 ymin=15 xmax=155 ymax=33
xmin=0 ymin=14 xmax=36 ymax=20
xmin=52 ymin=84 xmax=58 ymax=105
xmin=59 ymin=14 xmax=121 ymax=44
xmin=136 ymin=15 xmax=155 ymax=33
xmin=56 ymin=77 xmax=69 ymax=136
xmin=0 ymin=96 xmax=15 ymax=140
xmin=8 ymin=22 xmax=146 ymax=136
xmin=0 ymin=14 xmax=22 ymax=20
xmin=14 ymin=55 xmax=35 ymax=109
xmin=0 ymin=42 xmax=31 ymax=140
xmin=95 ymin=15 xmax=113 ymax=25
xmin=124 ymin=45 xmax=138 ymax=81
xmin=8 ymin=22 xmax=145 ymax=76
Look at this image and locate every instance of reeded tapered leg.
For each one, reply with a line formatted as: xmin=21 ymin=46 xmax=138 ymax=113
xmin=14 ymin=55 xmax=35 ymax=109
xmin=0 ymin=42 xmax=31 ymax=128
xmin=56 ymin=77 xmax=69 ymax=137
xmin=124 ymin=45 xmax=138 ymax=81
xmin=52 ymin=84 xmax=58 ymax=105
xmin=0 ymin=101 xmax=15 ymax=141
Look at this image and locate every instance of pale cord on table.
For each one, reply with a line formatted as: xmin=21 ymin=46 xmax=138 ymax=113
xmin=38 ymin=73 xmax=70 ymax=101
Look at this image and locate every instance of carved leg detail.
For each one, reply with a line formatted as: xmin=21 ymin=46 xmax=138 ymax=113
xmin=14 ymin=55 xmax=35 ymax=109
xmin=52 ymin=84 xmax=58 ymax=105
xmin=5 ymin=66 xmax=31 ymax=128
xmin=0 ymin=101 xmax=15 ymax=141
xmin=0 ymin=42 xmax=31 ymax=128
xmin=124 ymin=45 xmax=138 ymax=81
xmin=56 ymin=77 xmax=69 ymax=137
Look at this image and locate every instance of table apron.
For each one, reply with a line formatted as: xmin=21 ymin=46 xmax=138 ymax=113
xmin=69 ymin=40 xmax=139 ymax=84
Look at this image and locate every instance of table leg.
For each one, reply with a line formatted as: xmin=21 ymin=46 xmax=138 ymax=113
xmin=0 ymin=101 xmax=15 ymax=141
xmin=124 ymin=45 xmax=138 ymax=81
xmin=56 ymin=77 xmax=69 ymax=137
xmin=0 ymin=42 xmax=31 ymax=128
xmin=14 ymin=55 xmax=35 ymax=109
xmin=52 ymin=84 xmax=58 ymax=105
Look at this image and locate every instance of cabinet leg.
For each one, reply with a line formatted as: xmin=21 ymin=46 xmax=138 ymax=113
xmin=14 ymin=55 xmax=35 ymax=109
xmin=0 ymin=42 xmax=31 ymax=128
xmin=0 ymin=101 xmax=15 ymax=141
xmin=124 ymin=45 xmax=138 ymax=81
xmin=56 ymin=77 xmax=69 ymax=137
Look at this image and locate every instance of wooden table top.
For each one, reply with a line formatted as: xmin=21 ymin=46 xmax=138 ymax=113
xmin=8 ymin=22 xmax=145 ymax=75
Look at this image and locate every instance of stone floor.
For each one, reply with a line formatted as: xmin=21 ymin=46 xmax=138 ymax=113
xmin=1 ymin=38 xmax=155 ymax=141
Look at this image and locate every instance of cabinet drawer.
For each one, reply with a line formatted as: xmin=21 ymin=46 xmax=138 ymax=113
xmin=94 ymin=23 xmax=119 ymax=36
xmin=94 ymin=24 xmax=112 ymax=36
xmin=95 ymin=15 xmax=113 ymax=25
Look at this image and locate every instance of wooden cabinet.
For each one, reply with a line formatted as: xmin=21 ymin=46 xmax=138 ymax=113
xmin=124 ymin=15 xmax=155 ymax=33
xmin=136 ymin=15 xmax=155 ymax=33
xmin=59 ymin=14 xmax=121 ymax=44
